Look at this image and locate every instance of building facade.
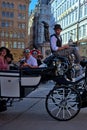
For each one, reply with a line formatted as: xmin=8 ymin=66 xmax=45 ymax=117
xmin=49 ymin=0 xmax=87 ymax=57
xmin=28 ymin=0 xmax=51 ymax=58
xmin=29 ymin=0 xmax=51 ymax=46
xmin=0 ymin=0 xmax=30 ymax=61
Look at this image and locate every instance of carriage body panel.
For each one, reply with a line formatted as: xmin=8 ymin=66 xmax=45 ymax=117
xmin=0 ymin=70 xmax=41 ymax=98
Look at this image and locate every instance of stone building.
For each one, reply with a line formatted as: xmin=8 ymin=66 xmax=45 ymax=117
xmin=49 ymin=0 xmax=87 ymax=57
xmin=0 ymin=0 xmax=30 ymax=61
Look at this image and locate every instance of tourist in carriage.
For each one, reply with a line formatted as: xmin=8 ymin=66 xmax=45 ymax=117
xmin=0 ymin=47 xmax=10 ymax=70
xmin=20 ymin=48 xmax=38 ymax=68
xmin=50 ymin=24 xmax=81 ymax=64
xmin=5 ymin=53 xmax=14 ymax=69
xmin=30 ymin=48 xmax=43 ymax=66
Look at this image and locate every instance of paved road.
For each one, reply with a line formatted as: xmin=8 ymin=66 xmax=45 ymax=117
xmin=0 ymin=81 xmax=87 ymax=130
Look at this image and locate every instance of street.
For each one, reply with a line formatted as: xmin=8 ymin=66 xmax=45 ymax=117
xmin=0 ymin=81 xmax=87 ymax=130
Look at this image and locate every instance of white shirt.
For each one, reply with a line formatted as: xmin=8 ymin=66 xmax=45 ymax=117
xmin=50 ymin=35 xmax=62 ymax=51
xmin=22 ymin=55 xmax=38 ymax=66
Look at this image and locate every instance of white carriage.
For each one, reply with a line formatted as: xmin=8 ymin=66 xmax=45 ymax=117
xmin=0 ymin=70 xmax=41 ymax=98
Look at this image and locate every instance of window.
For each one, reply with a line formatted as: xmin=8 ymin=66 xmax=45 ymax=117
xmin=21 ymin=42 xmax=25 ymax=48
xmin=18 ymin=42 xmax=21 ymax=48
xmin=86 ymin=24 xmax=87 ymax=34
xmin=79 ymin=26 xmax=83 ymax=39
xmin=1 ymin=22 xmax=5 ymax=27
xmin=73 ymin=29 xmax=77 ymax=40
xmin=1 ymin=31 xmax=5 ymax=37
xmin=10 ymin=12 xmax=14 ymax=18
xmin=69 ymin=13 xmax=72 ymax=24
xmin=84 ymin=3 xmax=87 ymax=15
xmin=18 ymin=4 xmax=26 ymax=10
xmin=1 ymin=41 xmax=5 ymax=46
xmin=80 ymin=0 xmax=84 ymax=4
xmin=10 ymin=3 xmax=14 ymax=8
xmin=1 ymin=21 xmax=13 ymax=27
xmin=18 ymin=13 xmax=26 ymax=20
xmin=18 ymin=23 xmax=26 ymax=29
xmin=23 ymin=5 xmax=26 ymax=10
xmin=2 ymin=11 xmax=14 ymax=18
xmin=6 ymin=12 xmax=9 ymax=17
xmin=75 ymin=9 xmax=78 ymax=21
xmin=13 ymin=41 xmax=17 ymax=48
xmin=83 ymin=25 xmax=86 ymax=36
xmin=71 ymin=13 xmax=74 ymax=23
xmin=2 ymin=2 xmax=14 ymax=8
xmin=6 ymin=42 xmax=9 ymax=48
xmin=5 ymin=32 xmax=9 ymax=37
xmin=17 ymin=33 xmax=21 ymax=38
xmin=21 ymin=33 xmax=25 ymax=38
xmin=2 ymin=2 xmax=6 ymax=8
xmin=13 ymin=32 xmax=17 ymax=38
xmin=9 ymin=32 xmax=13 ymax=38
xmin=79 ymin=6 xmax=84 ymax=19
xmin=5 ymin=21 xmax=9 ymax=27
xmin=9 ymin=42 xmax=13 ymax=48
xmin=2 ymin=11 xmax=5 ymax=17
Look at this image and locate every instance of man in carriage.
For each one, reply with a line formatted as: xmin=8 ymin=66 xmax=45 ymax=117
xmin=50 ymin=24 xmax=81 ymax=64
xmin=50 ymin=24 xmax=83 ymax=80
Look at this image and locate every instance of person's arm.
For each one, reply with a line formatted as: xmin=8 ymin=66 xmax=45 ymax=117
xmin=0 ymin=58 xmax=8 ymax=70
xmin=21 ymin=57 xmax=38 ymax=68
xmin=21 ymin=62 xmax=38 ymax=68
xmin=58 ymin=45 xmax=69 ymax=51
xmin=50 ymin=36 xmax=69 ymax=51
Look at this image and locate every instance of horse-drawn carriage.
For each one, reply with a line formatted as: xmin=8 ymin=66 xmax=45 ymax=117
xmin=0 ymin=53 xmax=87 ymax=121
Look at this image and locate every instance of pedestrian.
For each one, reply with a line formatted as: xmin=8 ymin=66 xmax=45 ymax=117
xmin=50 ymin=24 xmax=81 ymax=63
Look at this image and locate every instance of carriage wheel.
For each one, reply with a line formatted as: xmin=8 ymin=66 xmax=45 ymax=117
xmin=45 ymin=85 xmax=81 ymax=121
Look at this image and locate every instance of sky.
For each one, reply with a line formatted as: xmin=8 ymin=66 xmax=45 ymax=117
xmin=29 ymin=0 xmax=38 ymax=12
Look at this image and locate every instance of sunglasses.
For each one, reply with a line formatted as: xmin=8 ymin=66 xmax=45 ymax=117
xmin=32 ymin=51 xmax=38 ymax=55
xmin=24 ymin=49 xmax=30 ymax=53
